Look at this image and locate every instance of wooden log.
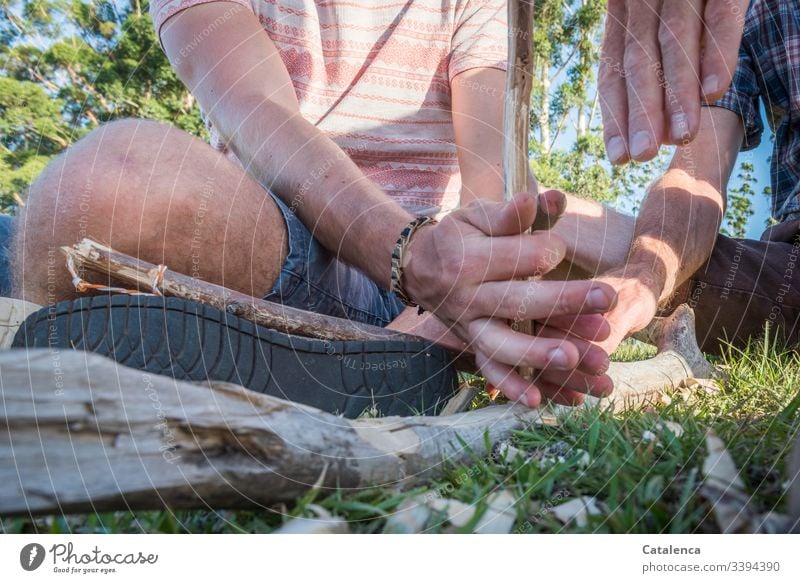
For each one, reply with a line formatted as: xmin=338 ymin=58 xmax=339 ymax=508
xmin=574 ymin=305 xmax=719 ymax=413
xmin=61 ymin=239 xmax=416 ymax=343
xmin=0 ymin=349 xmax=544 ymax=516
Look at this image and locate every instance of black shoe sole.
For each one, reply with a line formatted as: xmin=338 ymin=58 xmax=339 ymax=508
xmin=11 ymin=295 xmax=458 ymax=417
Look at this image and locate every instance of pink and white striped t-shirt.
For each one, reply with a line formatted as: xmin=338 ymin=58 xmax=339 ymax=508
xmin=150 ymin=0 xmax=508 ymax=217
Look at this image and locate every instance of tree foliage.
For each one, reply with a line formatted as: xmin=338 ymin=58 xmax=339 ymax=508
xmin=722 ymin=160 xmax=756 ymax=238
xmin=0 ymin=0 xmax=203 ymax=210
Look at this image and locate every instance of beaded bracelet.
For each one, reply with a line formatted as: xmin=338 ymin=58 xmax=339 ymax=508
xmin=390 ymin=216 xmax=437 ymax=313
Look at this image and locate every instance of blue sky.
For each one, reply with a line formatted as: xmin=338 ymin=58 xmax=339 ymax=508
xmin=733 ymin=109 xmax=774 ymax=239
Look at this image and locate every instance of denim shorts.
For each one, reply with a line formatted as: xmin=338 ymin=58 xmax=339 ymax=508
xmin=263 ymin=192 xmax=405 ymax=327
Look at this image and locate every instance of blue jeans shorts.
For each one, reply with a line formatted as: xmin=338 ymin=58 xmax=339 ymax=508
xmin=263 ymin=192 xmax=405 ymax=327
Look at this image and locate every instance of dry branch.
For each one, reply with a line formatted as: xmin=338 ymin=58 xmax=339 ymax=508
xmin=503 ymin=0 xmax=536 ymax=379
xmin=0 ymin=350 xmax=543 ymax=516
xmin=503 ymin=1 xmax=535 ymax=202
xmin=62 ymin=239 xmax=415 ymax=343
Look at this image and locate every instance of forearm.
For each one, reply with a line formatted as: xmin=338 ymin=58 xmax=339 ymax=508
xmin=551 ymin=194 xmax=634 ymax=276
xmin=161 ymin=4 xmax=411 ymax=289
xmin=621 ymin=108 xmax=742 ymax=301
xmin=627 ymin=168 xmax=724 ymax=301
xmin=213 ymin=97 xmax=412 ymax=288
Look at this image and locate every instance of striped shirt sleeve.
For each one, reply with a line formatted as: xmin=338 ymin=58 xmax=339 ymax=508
xmin=449 ymin=0 xmax=508 ymax=81
xmin=149 ymin=0 xmax=253 ymax=41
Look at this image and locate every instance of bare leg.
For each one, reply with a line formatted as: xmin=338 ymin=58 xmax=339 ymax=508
xmin=13 ymin=119 xmax=288 ymax=306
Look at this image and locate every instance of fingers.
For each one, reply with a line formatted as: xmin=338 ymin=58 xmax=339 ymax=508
xmin=468 ymin=317 xmax=584 ymax=372
xmin=536 ymin=325 xmax=611 ymax=376
xmin=532 ymin=189 xmax=567 ymax=231
xmin=540 ymin=313 xmax=612 ymax=343
xmin=473 ymin=230 xmax=565 ymax=282
xmin=474 ymin=349 xmax=541 ymax=407
xmin=472 ymin=279 xmax=617 ymax=322
xmin=659 ymin=0 xmax=704 ymax=143
xmin=537 ymin=381 xmax=588 ymax=407
xmin=599 ymin=0 xmax=630 ymax=164
xmin=601 ymin=0 xmax=746 ymax=163
xmin=624 ymin=0 xmax=665 ymax=161
xmin=537 ymin=368 xmax=614 ymax=399
xmin=459 ymin=192 xmax=537 ymax=236
xmin=700 ymin=0 xmax=747 ymax=102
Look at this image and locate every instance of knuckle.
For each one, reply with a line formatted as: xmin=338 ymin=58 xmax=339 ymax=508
xmin=658 ymin=17 xmax=686 ymax=48
xmin=459 ymin=253 xmax=485 ymax=280
xmin=554 ymin=285 xmax=580 ymax=315
xmin=623 ymin=44 xmax=652 ymax=72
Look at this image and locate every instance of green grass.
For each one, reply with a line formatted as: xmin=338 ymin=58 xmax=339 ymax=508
xmin=2 ymin=337 xmax=798 ymax=534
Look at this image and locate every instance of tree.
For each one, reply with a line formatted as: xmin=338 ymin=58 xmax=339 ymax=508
xmin=0 ymin=0 xmax=203 ymax=210
xmin=722 ymin=160 xmax=756 ymax=238
xmin=529 ymin=0 xmax=665 ymax=207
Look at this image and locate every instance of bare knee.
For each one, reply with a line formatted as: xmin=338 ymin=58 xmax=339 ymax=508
xmin=13 ymin=118 xmax=285 ymax=304
xmin=13 ymin=119 xmax=196 ymax=303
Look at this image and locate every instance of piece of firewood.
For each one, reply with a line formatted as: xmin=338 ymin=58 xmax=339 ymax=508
xmin=0 ymin=349 xmax=543 ymax=516
xmin=503 ymin=0 xmax=535 ymax=203
xmin=572 ymin=305 xmax=719 ymax=413
xmin=61 ymin=239 xmax=415 ymax=343
xmin=503 ymin=0 xmax=536 ymax=381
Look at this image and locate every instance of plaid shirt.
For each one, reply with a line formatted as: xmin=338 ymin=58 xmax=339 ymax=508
xmin=707 ymin=0 xmax=800 ymax=222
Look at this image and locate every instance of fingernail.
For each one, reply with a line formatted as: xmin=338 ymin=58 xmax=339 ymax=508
xmin=702 ymin=75 xmax=719 ymax=97
xmin=606 ymin=136 xmax=627 ymax=163
xmin=629 ymin=131 xmax=653 ymax=159
xmin=548 ymin=347 xmax=570 ymax=369
xmin=670 ymin=112 xmax=690 ymax=142
xmin=587 ymin=287 xmax=611 ymax=310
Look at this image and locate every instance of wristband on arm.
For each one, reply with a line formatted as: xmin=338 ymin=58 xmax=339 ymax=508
xmin=390 ymin=216 xmax=437 ymax=314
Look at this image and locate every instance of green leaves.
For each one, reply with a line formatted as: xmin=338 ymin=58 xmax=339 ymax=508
xmin=0 ymin=0 xmax=203 ymax=211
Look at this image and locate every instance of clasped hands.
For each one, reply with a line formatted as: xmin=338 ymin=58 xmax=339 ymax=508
xmin=400 ymin=191 xmax=659 ymax=408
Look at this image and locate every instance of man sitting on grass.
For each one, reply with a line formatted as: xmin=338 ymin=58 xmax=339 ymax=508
xmin=11 ymin=0 xmax=621 ymax=407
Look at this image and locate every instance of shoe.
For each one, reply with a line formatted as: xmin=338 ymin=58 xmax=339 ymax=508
xmin=12 ymin=294 xmax=458 ymax=418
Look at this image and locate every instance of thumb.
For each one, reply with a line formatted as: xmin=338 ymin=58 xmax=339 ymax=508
xmin=532 ymin=189 xmax=567 ymax=231
xmin=459 ymin=192 xmax=537 ymax=236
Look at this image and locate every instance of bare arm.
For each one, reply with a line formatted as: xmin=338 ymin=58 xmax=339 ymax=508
xmin=451 ymin=67 xmax=538 ymax=204
xmin=161 ymin=3 xmax=410 ymax=287
xmin=581 ymin=106 xmax=744 ymax=358
xmin=628 ymin=106 xmax=743 ymax=302
xmin=158 ymin=3 xmax=617 ymax=406
xmin=451 ymin=68 xmax=505 ymax=203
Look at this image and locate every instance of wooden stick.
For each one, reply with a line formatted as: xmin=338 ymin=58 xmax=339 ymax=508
xmin=503 ymin=1 xmax=535 ymax=203
xmin=503 ymin=1 xmax=536 ymax=378
xmin=61 ymin=239 xmax=417 ymax=343
xmin=0 ymin=349 xmax=544 ymax=515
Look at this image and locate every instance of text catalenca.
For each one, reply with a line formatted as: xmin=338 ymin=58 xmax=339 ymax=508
xmin=642 ymin=545 xmax=701 ymax=555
